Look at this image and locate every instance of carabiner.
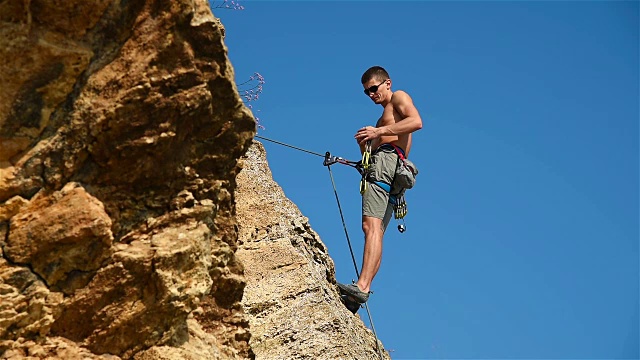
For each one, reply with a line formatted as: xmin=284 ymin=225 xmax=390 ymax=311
xmin=359 ymin=141 xmax=372 ymax=194
xmin=393 ymin=195 xmax=407 ymax=219
xmin=360 ymin=177 xmax=368 ymax=194
xmin=361 ymin=140 xmax=372 ymax=171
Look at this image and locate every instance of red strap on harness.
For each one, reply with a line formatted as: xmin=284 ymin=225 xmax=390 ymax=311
xmin=389 ymin=143 xmax=407 ymax=161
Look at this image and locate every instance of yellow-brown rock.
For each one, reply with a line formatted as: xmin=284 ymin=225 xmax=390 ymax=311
xmin=1 ymin=0 xmax=253 ymax=358
xmin=236 ymin=142 xmax=390 ymax=359
xmin=1 ymin=0 xmax=390 ymax=358
xmin=5 ymin=183 xmax=113 ymax=293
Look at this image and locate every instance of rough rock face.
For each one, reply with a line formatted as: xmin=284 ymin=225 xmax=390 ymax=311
xmin=236 ymin=142 xmax=390 ymax=359
xmin=1 ymin=0 xmax=390 ymax=359
xmin=1 ymin=0 xmax=254 ymax=358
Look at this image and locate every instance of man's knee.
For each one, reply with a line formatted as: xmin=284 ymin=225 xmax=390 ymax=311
xmin=362 ymin=216 xmax=382 ymax=235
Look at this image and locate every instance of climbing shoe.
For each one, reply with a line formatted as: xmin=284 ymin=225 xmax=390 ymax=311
xmin=340 ymin=294 xmax=361 ymax=314
xmin=337 ymin=283 xmax=369 ymax=303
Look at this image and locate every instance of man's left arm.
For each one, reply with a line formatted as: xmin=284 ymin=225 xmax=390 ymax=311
xmin=376 ymin=91 xmax=423 ymax=136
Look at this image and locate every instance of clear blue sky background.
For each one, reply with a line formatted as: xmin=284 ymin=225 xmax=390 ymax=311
xmin=214 ymin=1 xmax=639 ymax=359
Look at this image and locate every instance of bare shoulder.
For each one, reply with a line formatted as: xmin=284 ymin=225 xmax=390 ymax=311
xmin=391 ymin=90 xmax=419 ymax=117
xmin=391 ymin=90 xmax=415 ymax=105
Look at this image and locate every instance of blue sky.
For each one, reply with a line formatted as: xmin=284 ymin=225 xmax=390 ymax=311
xmin=215 ymin=1 xmax=639 ymax=359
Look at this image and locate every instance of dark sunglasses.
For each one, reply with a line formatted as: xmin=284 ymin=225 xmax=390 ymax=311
xmin=363 ymin=79 xmax=388 ymax=95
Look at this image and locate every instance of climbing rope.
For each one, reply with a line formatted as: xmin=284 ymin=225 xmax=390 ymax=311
xmin=254 ymin=135 xmax=385 ymax=360
xmin=255 ymin=135 xmax=325 ymax=157
xmin=326 ymin=165 xmax=360 ymax=278
xmin=326 ymin=162 xmax=385 ymax=360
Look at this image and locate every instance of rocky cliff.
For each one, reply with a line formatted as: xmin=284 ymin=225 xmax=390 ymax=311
xmin=0 ymin=0 xmax=388 ymax=359
xmin=236 ymin=142 xmax=388 ymax=359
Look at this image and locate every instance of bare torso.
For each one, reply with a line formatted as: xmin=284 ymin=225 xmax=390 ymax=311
xmin=372 ymin=93 xmax=412 ymax=157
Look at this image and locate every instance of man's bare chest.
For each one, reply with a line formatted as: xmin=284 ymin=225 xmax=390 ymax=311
xmin=376 ymin=111 xmax=400 ymax=128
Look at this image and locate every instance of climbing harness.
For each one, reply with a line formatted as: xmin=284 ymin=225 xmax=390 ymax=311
xmin=256 ymin=135 xmax=387 ymax=360
xmin=356 ymin=141 xmax=416 ymax=234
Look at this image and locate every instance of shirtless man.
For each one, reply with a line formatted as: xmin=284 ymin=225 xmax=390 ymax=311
xmin=338 ymin=66 xmax=423 ymax=304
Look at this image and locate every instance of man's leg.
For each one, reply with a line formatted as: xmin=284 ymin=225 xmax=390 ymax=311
xmin=351 ymin=149 xmax=396 ymax=298
xmin=357 ymin=215 xmax=384 ymax=293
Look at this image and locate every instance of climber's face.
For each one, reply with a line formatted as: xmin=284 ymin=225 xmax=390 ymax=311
xmin=363 ymin=78 xmax=390 ymax=104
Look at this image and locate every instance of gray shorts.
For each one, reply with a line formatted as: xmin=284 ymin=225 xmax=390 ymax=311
xmin=362 ymin=147 xmax=398 ymax=231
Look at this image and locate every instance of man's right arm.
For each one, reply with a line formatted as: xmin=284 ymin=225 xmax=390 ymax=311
xmin=376 ymin=91 xmax=423 ymax=136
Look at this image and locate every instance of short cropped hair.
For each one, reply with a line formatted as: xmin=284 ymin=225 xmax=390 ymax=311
xmin=361 ymin=66 xmax=390 ymax=84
